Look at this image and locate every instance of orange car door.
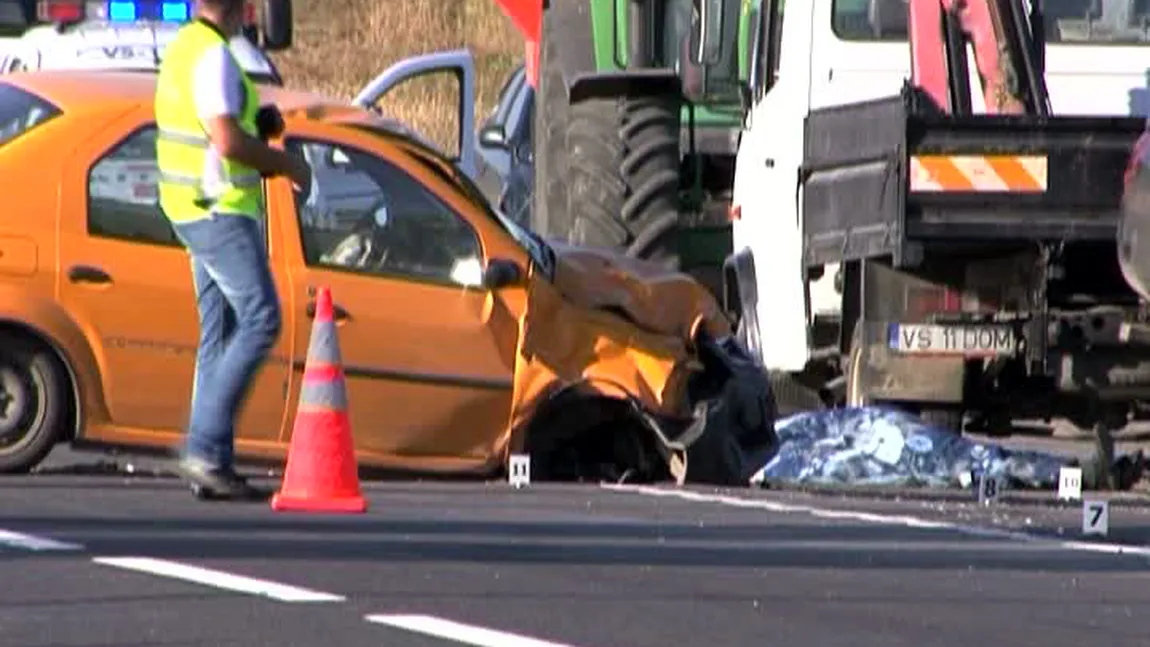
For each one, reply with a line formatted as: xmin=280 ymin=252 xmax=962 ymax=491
xmin=273 ymin=129 xmax=522 ymax=471
xmin=58 ymin=119 xmax=293 ymax=450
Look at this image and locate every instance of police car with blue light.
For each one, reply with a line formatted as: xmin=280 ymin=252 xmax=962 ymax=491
xmin=0 ymin=0 xmax=292 ymax=84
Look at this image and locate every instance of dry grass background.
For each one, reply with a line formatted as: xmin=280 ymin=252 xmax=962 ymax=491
xmin=269 ymin=0 xmax=525 ymax=155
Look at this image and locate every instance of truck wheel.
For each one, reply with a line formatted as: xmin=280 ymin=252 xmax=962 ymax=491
xmin=566 ymin=94 xmax=683 ymax=268
xmin=0 ymin=335 xmax=67 ymax=473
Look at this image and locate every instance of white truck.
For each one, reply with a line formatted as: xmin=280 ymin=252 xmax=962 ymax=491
xmin=725 ymin=0 xmax=1150 ymax=440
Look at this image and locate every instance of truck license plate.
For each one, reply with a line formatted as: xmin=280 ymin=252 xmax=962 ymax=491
xmin=888 ymin=324 xmax=1016 ymax=356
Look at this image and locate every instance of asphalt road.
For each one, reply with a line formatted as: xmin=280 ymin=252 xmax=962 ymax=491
xmin=3 ymin=459 xmax=1150 ymax=647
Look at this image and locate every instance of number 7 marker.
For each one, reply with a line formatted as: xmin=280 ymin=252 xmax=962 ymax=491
xmin=1082 ymin=499 xmax=1109 ymax=536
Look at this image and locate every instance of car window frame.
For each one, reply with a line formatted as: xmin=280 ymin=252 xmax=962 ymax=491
xmin=503 ymin=72 xmax=534 ymax=150
xmin=480 ymin=65 xmax=526 ymax=134
xmin=0 ymin=79 xmax=62 ymax=147
xmin=283 ymin=134 xmax=489 ymax=291
xmin=373 ymin=125 xmax=557 ymax=283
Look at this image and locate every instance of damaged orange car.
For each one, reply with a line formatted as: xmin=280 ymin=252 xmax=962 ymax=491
xmin=0 ymin=69 xmax=780 ymax=485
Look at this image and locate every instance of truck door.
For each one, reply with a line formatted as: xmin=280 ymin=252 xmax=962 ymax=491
xmin=730 ymin=0 xmax=819 ymax=373
xmin=352 ymin=50 xmax=478 ymax=181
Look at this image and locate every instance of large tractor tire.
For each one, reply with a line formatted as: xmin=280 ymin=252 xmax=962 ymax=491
xmin=530 ymin=2 xmax=583 ymax=245
xmin=531 ymin=1 xmax=683 ymax=268
xmin=566 ymin=95 xmax=683 ymax=268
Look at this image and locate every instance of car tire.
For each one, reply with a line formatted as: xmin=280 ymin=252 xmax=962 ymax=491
xmin=0 ymin=335 xmax=68 ymax=473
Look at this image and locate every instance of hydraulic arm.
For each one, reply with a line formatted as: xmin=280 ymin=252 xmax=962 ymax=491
xmin=908 ymin=0 xmax=1051 ymax=116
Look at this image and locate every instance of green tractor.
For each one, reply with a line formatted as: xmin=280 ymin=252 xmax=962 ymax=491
xmin=495 ymin=0 xmax=758 ymax=294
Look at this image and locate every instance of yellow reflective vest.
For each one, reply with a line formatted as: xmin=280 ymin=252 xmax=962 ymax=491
xmin=155 ymin=19 xmax=263 ymax=224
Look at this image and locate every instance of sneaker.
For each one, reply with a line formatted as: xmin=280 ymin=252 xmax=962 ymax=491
xmin=176 ymin=456 xmax=271 ymax=502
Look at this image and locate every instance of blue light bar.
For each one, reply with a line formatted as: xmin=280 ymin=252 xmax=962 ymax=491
xmin=105 ymin=1 xmax=191 ymax=23
xmin=108 ymin=1 xmax=137 ymax=21
xmin=161 ymin=1 xmax=189 ymax=21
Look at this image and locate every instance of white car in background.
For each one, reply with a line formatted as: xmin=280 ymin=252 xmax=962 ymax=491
xmin=0 ymin=1 xmax=292 ymax=206
xmin=0 ymin=0 xmax=290 ymax=82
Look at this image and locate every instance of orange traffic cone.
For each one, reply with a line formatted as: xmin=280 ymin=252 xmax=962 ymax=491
xmin=271 ymin=285 xmax=367 ymax=514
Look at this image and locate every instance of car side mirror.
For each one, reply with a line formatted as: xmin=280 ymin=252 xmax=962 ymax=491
xmin=482 ymin=258 xmax=523 ymax=289
xmin=479 ymin=123 xmax=509 ymax=149
xmin=260 ymin=0 xmax=294 ymax=50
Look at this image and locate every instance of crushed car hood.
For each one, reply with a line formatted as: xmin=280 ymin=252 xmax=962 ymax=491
xmin=547 ymin=242 xmax=733 ymax=341
xmin=498 ymin=244 xmax=777 ymax=486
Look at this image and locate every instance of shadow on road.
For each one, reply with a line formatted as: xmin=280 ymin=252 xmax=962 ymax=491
xmin=1 ymin=513 xmax=1146 ymax=574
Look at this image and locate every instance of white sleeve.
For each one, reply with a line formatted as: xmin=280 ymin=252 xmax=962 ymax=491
xmin=191 ymin=44 xmax=245 ymax=122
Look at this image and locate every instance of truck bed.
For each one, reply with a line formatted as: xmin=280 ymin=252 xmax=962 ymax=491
xmin=800 ymin=85 xmax=1146 ymax=268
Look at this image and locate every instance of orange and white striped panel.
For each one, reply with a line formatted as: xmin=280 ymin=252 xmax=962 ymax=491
xmin=910 ymin=154 xmax=1048 ymax=193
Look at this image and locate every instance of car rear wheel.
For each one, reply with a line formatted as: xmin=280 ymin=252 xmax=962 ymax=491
xmin=0 ymin=335 xmax=67 ymax=473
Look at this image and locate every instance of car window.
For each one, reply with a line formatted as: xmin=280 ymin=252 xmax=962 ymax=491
xmin=88 ymin=125 xmax=272 ymax=248
xmin=0 ymin=81 xmax=61 ymax=147
xmin=87 ymin=126 xmax=180 ymax=246
xmin=286 ymin=137 xmax=485 ymax=287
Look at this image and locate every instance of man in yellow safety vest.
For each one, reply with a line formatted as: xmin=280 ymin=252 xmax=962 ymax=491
xmin=156 ymin=0 xmax=311 ymax=500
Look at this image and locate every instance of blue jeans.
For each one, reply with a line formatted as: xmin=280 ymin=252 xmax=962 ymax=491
xmin=173 ymin=213 xmax=282 ymax=471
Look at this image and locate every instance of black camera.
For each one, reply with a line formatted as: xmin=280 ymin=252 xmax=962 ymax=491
xmin=255 ymin=105 xmax=285 ymax=141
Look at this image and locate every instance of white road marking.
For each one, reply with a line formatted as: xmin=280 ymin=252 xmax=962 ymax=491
xmin=92 ymin=556 xmax=345 ymax=602
xmin=0 ymin=528 xmax=83 ymax=551
xmin=602 ymin=483 xmax=1150 ymax=560
xmin=366 ymin=614 xmax=580 ymax=647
